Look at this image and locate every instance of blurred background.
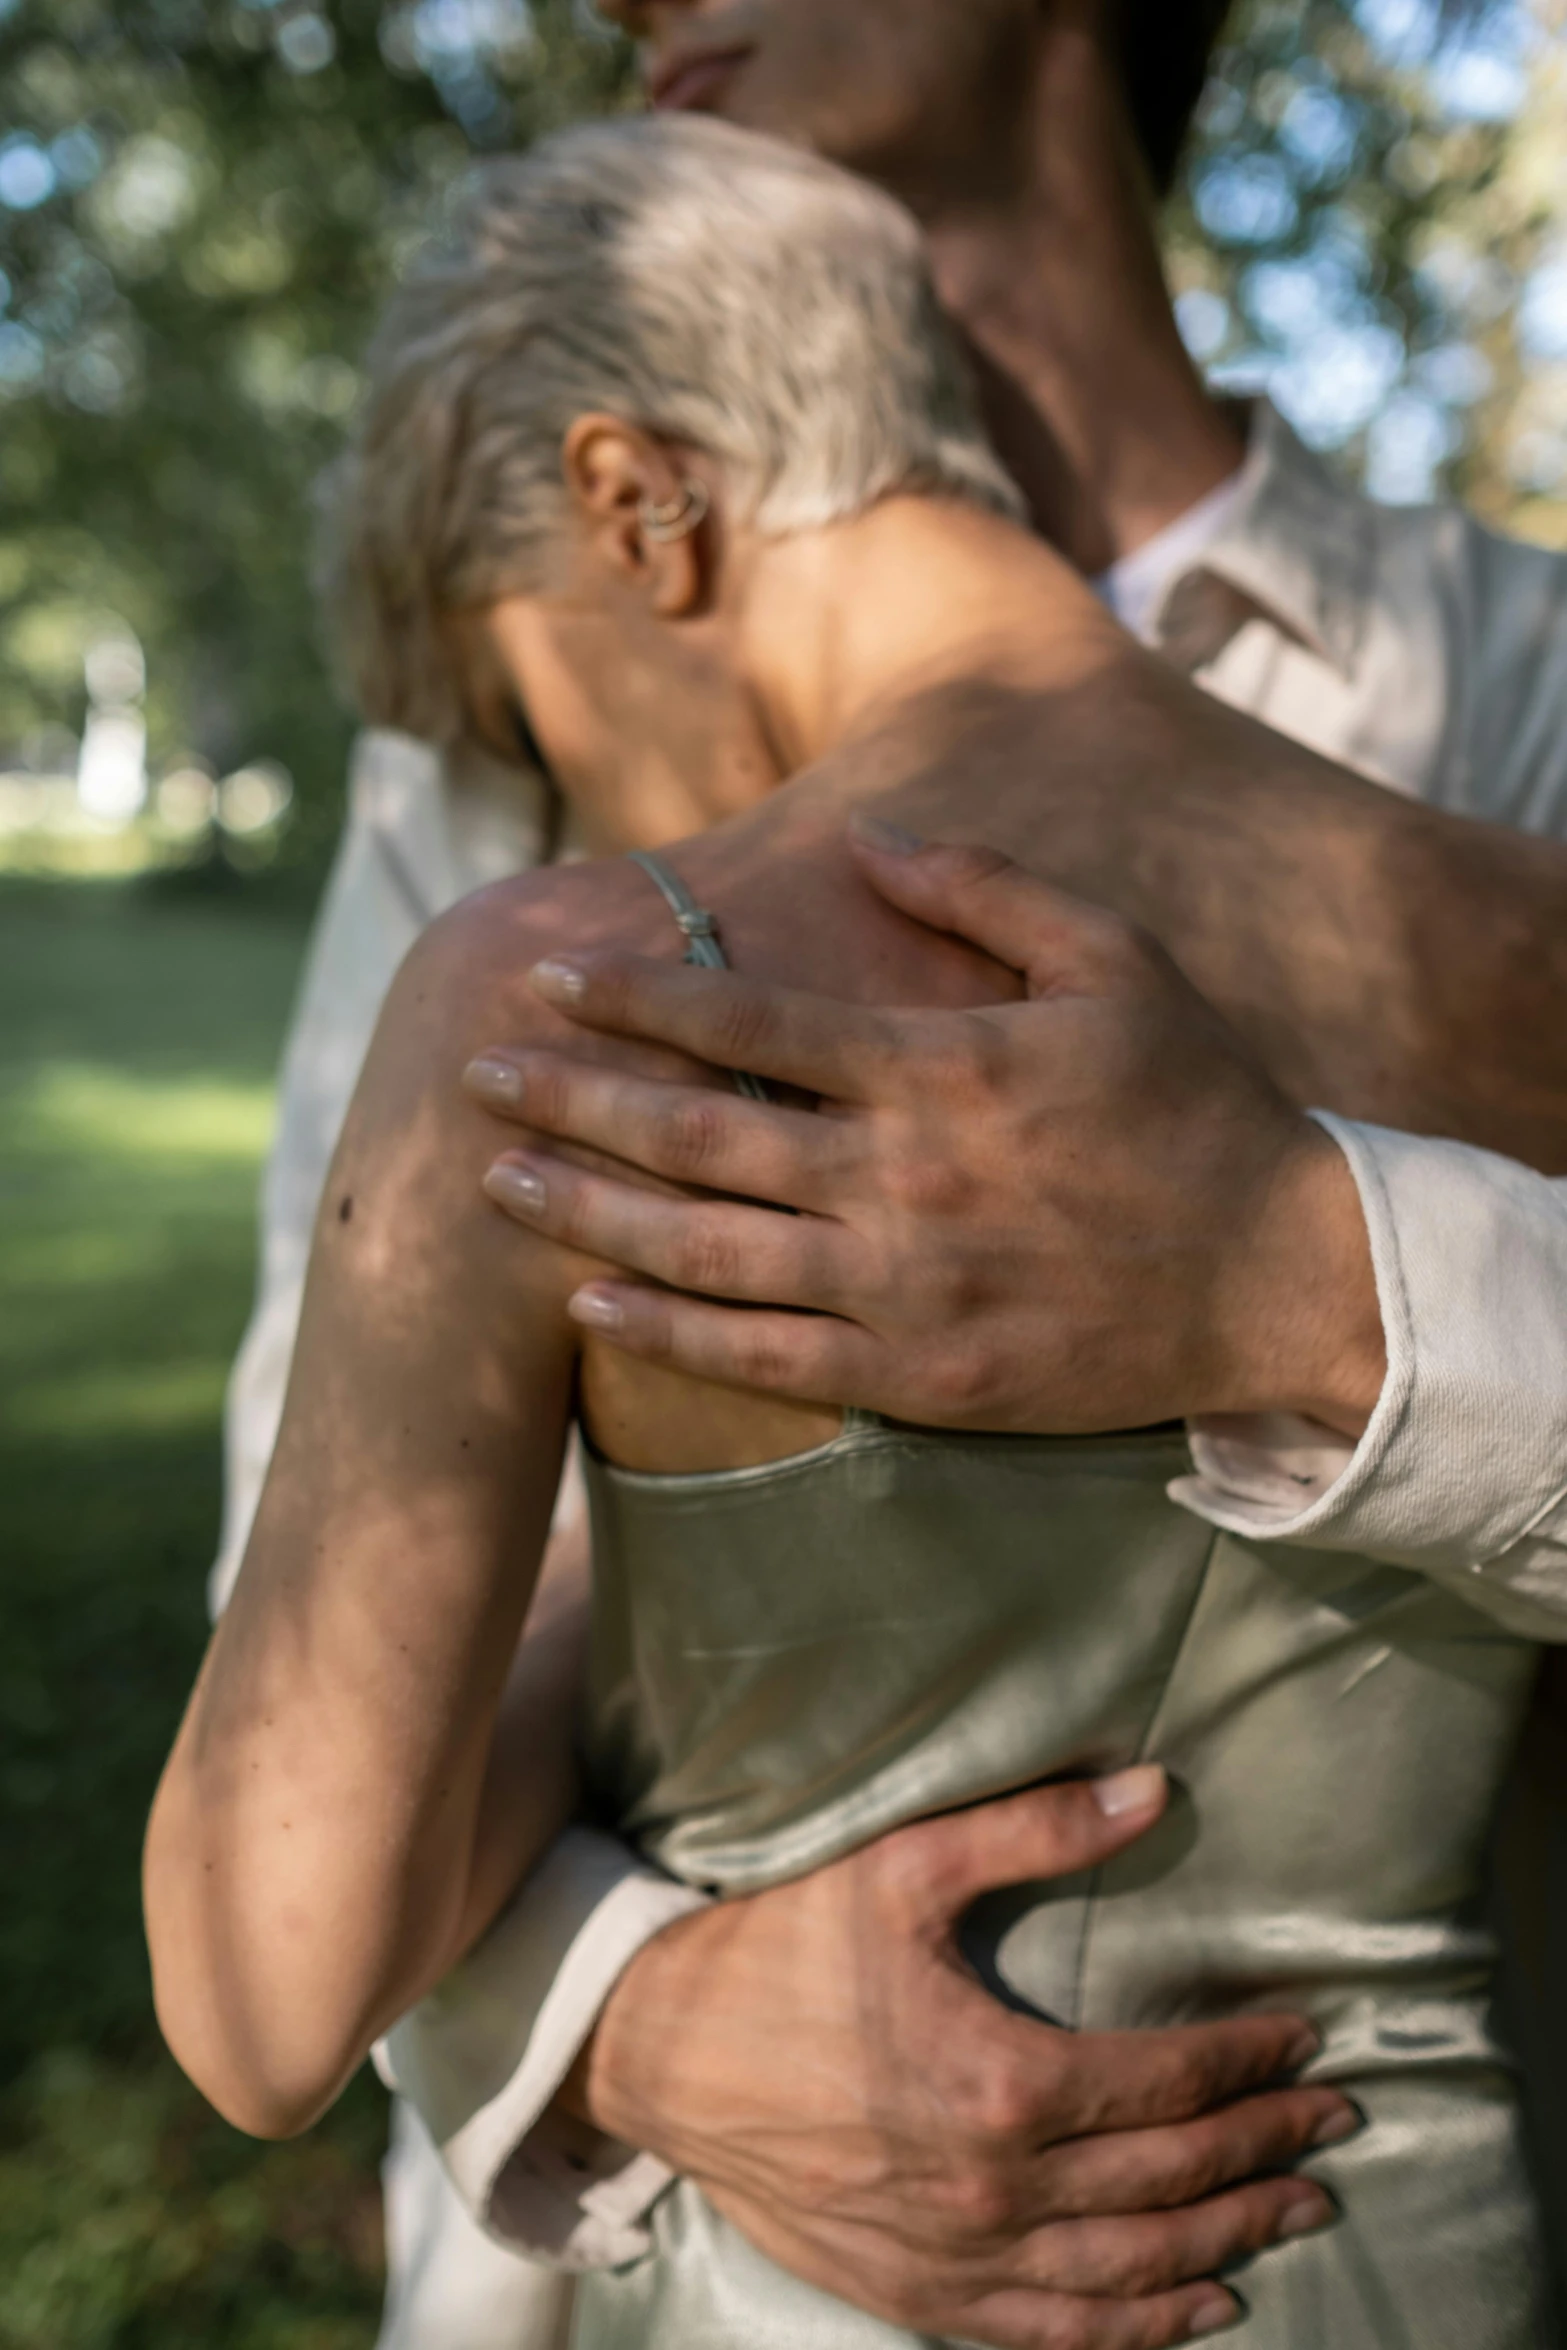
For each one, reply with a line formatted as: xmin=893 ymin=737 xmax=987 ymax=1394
xmin=3 ymin=0 xmax=1566 ymax=2341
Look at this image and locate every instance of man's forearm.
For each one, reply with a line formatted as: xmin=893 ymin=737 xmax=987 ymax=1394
xmin=1128 ymin=718 xmax=1567 ymax=1168
xmin=873 ymin=665 xmax=1567 ymax=1169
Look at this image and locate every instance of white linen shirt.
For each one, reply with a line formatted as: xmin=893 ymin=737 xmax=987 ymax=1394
xmin=217 ymin=405 xmax=1567 ymax=2334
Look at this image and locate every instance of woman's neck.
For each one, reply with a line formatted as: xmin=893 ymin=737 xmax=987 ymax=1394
xmin=735 ymin=493 xmax=1123 ymax=781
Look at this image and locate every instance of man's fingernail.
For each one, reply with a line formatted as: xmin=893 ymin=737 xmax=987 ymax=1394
xmin=1278 ymin=2188 xmax=1333 ymax=2240
xmin=1092 ymin=1763 xmax=1166 ymax=1818
xmin=569 ymin=1287 xmax=625 ymax=1334
xmin=1310 ymin=2102 xmax=1361 ymax=2148
xmin=464 ymin=1056 xmax=523 ymax=1106
xmin=1188 ymin=2289 xmax=1239 ymax=2337
xmin=531 ymin=956 xmax=588 ymax=1006
xmin=484 ymin=1161 xmax=547 ymax=1215
xmin=850 ymin=813 xmax=927 ymax=856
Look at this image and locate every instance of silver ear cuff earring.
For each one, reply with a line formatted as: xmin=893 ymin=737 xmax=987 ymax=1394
xmin=638 ymin=478 xmax=710 ymax=542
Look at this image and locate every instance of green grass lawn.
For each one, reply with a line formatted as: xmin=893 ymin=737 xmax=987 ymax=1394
xmin=0 ymin=876 xmax=387 ymax=2350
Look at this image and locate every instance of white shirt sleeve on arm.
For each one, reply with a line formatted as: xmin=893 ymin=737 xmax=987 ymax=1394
xmin=1174 ymin=1114 xmax=1567 ymax=1636
xmin=376 ymin=1829 xmax=710 ymax=2267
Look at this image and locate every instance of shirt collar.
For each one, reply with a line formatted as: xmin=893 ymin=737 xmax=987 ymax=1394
xmin=1095 ymin=465 xmax=1250 ymax=643
xmin=1175 ymin=400 xmax=1377 ymax=678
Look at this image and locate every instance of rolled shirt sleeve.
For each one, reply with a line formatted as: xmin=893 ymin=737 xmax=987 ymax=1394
xmin=375 ymin=1830 xmax=710 ymax=2267
xmin=1174 ymin=1113 xmax=1567 ymax=1636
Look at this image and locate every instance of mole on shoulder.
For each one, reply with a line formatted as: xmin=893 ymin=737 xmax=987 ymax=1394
xmin=338 ymin=1195 xmax=354 ymax=1224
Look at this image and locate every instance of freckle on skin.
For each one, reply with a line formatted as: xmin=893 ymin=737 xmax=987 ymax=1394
xmin=338 ymin=1195 xmax=354 ymax=1224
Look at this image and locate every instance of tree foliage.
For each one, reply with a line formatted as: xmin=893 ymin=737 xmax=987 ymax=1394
xmin=0 ymin=0 xmax=1562 ymax=857
xmin=1171 ymin=0 xmax=1567 ymax=528
xmin=0 ymin=0 xmax=631 ymax=860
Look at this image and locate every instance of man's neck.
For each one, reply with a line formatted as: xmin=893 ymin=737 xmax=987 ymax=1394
xmin=916 ymin=19 xmax=1243 ymax=577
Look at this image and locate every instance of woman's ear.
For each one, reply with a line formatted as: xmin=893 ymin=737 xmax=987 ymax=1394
xmin=560 ymin=416 xmax=711 ymax=620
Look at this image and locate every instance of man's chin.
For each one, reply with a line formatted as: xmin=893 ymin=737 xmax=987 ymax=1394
xmin=647 ymin=58 xmax=911 ymax=191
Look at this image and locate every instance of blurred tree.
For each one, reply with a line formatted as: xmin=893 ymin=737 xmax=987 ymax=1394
xmin=0 ymin=0 xmax=1564 ymax=859
xmin=0 ymin=0 xmax=632 ymax=863
xmin=1168 ymin=0 xmax=1567 ymax=528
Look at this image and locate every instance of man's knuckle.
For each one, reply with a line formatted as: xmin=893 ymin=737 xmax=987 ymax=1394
xmin=960 ymin=1015 xmax=1013 ymax=1095
xmin=928 ymin=1342 xmax=997 ymax=1420
xmin=1102 ymin=2228 xmax=1175 ymax=2298
xmin=889 ymin=1146 xmax=970 ymax=1222
xmin=865 ymin=1812 xmax=948 ymax=1908
xmin=660 ymin=1093 xmax=729 ymax=1176
xmin=938 ymin=2166 xmax=1019 ymax=2239
xmin=1156 ymin=2043 xmax=1212 ymax=2114
xmin=673 ymin=1215 xmax=742 ymax=1294
xmin=1159 ymin=2131 xmax=1224 ymax=2206
xmin=736 ymin=1324 xmax=798 ymax=1388
xmin=922 ymin=1032 xmax=986 ymax=1106
xmin=707 ymin=988 xmax=778 ymax=1070
xmin=959 ymin=2063 xmax=1036 ymax=2146
xmin=890 ymin=2273 xmax=974 ymax=2337
xmin=926 ymin=1254 xmax=989 ymax=1324
xmin=1049 ymin=2308 xmax=1098 ymax=2350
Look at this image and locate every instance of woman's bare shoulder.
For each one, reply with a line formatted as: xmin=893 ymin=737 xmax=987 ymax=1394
xmin=389 ymin=854 xmax=687 ymax=1068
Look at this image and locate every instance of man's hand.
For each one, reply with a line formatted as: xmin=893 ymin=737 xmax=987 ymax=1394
xmin=565 ymin=1771 xmax=1353 ymax=2349
xmin=463 ymin=828 xmax=1386 ymax=1439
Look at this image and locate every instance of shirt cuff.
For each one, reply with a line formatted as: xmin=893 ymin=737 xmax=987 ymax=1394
xmin=1172 ymin=1114 xmax=1567 ymax=1621
xmin=375 ymin=1825 xmax=709 ymax=2270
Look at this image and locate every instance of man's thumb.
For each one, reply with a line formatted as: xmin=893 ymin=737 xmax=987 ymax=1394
xmin=848 ymin=817 xmax=1119 ymax=994
xmin=896 ymin=1767 xmax=1168 ymax=1924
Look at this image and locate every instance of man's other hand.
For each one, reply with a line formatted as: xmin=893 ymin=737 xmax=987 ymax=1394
xmin=562 ymin=1771 xmax=1353 ymax=2349
xmin=464 ymin=827 xmax=1386 ymax=1440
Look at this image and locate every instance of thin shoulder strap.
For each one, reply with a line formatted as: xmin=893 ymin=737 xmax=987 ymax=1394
xmin=629 ymin=848 xmax=729 ymax=970
xmin=627 ymin=850 xmax=883 ymax=1437
xmin=628 ymin=849 xmax=770 ymax=1103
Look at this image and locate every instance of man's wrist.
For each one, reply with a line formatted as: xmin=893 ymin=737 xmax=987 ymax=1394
xmin=553 ymin=2030 xmax=599 ymax=2129
xmin=552 ymin=1898 xmax=694 ymax=2153
xmin=1227 ymin=1122 xmax=1387 ymax=1439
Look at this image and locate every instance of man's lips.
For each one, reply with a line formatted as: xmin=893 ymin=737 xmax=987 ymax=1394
xmin=647 ymin=46 xmax=754 ymax=112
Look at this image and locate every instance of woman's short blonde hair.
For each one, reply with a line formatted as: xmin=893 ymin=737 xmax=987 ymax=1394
xmin=320 ymin=111 xmax=1024 ymax=744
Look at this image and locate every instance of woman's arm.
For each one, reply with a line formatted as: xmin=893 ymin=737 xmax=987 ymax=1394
xmin=145 ymin=896 xmax=588 ymax=2139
